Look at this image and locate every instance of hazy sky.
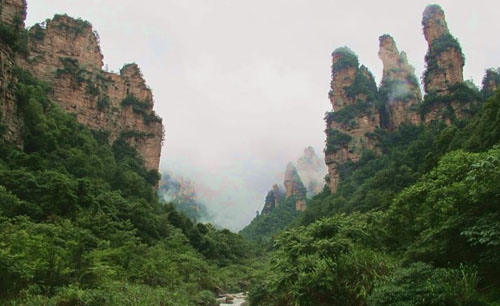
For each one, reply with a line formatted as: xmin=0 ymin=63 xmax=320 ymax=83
xmin=26 ymin=0 xmax=500 ymax=231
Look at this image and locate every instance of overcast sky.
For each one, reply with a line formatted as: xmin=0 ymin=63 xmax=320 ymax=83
xmin=26 ymin=0 xmax=500 ymax=231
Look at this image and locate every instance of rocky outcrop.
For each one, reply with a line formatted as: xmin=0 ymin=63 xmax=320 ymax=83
xmin=284 ymin=162 xmax=307 ymax=211
xmin=323 ymin=5 xmax=483 ymax=193
xmin=325 ymin=47 xmax=380 ymax=193
xmin=422 ymin=4 xmax=464 ymax=95
xmin=378 ymin=35 xmax=421 ymax=129
xmin=260 ymin=184 xmax=284 ymax=215
xmin=481 ymin=68 xmax=500 ymax=99
xmin=0 ymin=0 xmax=25 ymax=145
xmin=296 ymin=146 xmax=326 ymax=197
xmin=16 ymin=14 xmax=163 ymax=170
xmin=420 ymin=4 xmax=478 ymax=124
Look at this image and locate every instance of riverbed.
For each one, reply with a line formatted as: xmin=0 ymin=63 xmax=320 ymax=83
xmin=218 ymin=293 xmax=247 ymax=306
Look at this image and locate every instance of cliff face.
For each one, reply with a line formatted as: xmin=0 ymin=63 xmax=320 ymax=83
xmin=296 ymin=146 xmax=326 ymax=197
xmin=422 ymin=4 xmax=464 ymax=95
xmin=15 ymin=14 xmax=163 ymax=170
xmin=0 ymin=0 xmax=25 ymax=145
xmin=421 ymin=5 xmax=476 ymax=124
xmin=325 ymin=48 xmax=380 ymax=193
xmin=260 ymin=184 xmax=284 ymax=215
xmin=482 ymin=68 xmax=500 ymax=99
xmin=284 ymin=162 xmax=307 ymax=211
xmin=323 ymin=5 xmax=483 ymax=194
xmin=378 ymin=35 xmax=421 ymax=129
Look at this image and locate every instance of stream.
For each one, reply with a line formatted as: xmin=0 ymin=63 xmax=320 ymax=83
xmin=218 ymin=293 xmax=247 ymax=306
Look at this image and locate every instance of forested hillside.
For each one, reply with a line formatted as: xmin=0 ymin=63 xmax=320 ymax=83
xmin=0 ymin=2 xmax=256 ymax=305
xmin=246 ymin=91 xmax=500 ymax=305
xmin=2 ymin=1 xmax=500 ymax=306
xmin=241 ymin=5 xmax=500 ymax=305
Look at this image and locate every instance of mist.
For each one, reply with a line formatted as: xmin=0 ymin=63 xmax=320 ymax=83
xmin=25 ymin=0 xmax=500 ymax=231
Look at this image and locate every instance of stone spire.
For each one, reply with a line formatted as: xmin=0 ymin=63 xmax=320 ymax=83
xmin=378 ymin=34 xmax=421 ymax=129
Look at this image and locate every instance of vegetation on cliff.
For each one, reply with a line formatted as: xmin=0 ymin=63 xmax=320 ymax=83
xmin=0 ymin=43 xmax=255 ymax=306
xmin=244 ymin=92 xmax=500 ymax=305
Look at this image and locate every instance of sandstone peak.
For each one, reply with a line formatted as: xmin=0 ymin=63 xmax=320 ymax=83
xmin=283 ymin=162 xmax=307 ymax=211
xmin=422 ymin=4 xmax=449 ymax=44
xmin=422 ymin=4 xmax=464 ymax=98
xmin=378 ymin=34 xmax=412 ymax=79
xmin=30 ymin=14 xmax=104 ymax=71
xmin=481 ymin=68 xmax=500 ymax=99
xmin=378 ymin=34 xmax=421 ymax=129
xmin=15 ymin=12 xmax=164 ymax=171
xmin=297 ymin=146 xmax=326 ymax=197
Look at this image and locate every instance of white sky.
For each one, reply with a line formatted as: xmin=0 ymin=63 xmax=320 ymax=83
xmin=26 ymin=0 xmax=500 ymax=231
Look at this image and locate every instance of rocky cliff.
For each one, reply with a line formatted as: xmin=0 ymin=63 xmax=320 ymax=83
xmin=422 ymin=5 xmax=463 ymax=94
xmin=325 ymin=47 xmax=380 ymax=193
xmin=261 ymin=184 xmax=283 ymax=215
xmin=2 ymin=7 xmax=163 ymax=171
xmin=421 ymin=5 xmax=478 ymax=123
xmin=482 ymin=68 xmax=500 ymax=99
xmin=0 ymin=0 xmax=25 ymax=145
xmin=378 ymin=34 xmax=421 ymax=129
xmin=296 ymin=146 xmax=326 ymax=197
xmin=284 ymin=162 xmax=307 ymax=211
xmin=323 ymin=5 xmax=482 ymax=193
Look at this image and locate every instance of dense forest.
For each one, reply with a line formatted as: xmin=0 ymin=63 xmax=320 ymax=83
xmin=243 ymin=90 xmax=500 ymax=305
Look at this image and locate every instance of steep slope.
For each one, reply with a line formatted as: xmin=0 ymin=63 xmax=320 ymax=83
xmin=0 ymin=0 xmax=25 ymax=145
xmin=325 ymin=47 xmax=380 ymax=193
xmin=2 ymin=8 xmax=163 ymax=171
xmin=296 ymin=146 xmax=327 ymax=196
xmin=378 ymin=34 xmax=421 ymax=129
xmin=420 ymin=4 xmax=479 ymax=123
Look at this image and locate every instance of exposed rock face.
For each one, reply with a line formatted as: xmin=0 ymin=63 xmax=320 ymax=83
xmin=296 ymin=146 xmax=326 ymax=197
xmin=284 ymin=162 xmax=307 ymax=211
xmin=481 ymin=68 xmax=500 ymax=99
xmin=378 ymin=35 xmax=421 ymax=129
xmin=16 ymin=15 xmax=163 ymax=170
xmin=0 ymin=0 xmax=25 ymax=26
xmin=323 ymin=6 xmax=479 ymax=194
xmin=325 ymin=48 xmax=380 ymax=193
xmin=0 ymin=0 xmax=25 ymax=145
xmin=260 ymin=184 xmax=284 ymax=215
xmin=421 ymin=5 xmax=479 ymax=124
xmin=422 ymin=5 xmax=464 ymax=95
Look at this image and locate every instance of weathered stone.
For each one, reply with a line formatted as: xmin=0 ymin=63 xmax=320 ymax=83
xmin=378 ymin=34 xmax=421 ymax=129
xmin=296 ymin=146 xmax=326 ymax=197
xmin=422 ymin=4 xmax=464 ymax=95
xmin=16 ymin=15 xmax=163 ymax=171
xmin=325 ymin=48 xmax=380 ymax=193
xmin=284 ymin=162 xmax=307 ymax=211
xmin=0 ymin=0 xmax=25 ymax=146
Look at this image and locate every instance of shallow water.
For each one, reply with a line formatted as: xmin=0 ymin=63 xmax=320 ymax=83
xmin=218 ymin=292 xmax=246 ymax=306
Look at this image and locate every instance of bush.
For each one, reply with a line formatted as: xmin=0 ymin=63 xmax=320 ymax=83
xmin=325 ymin=128 xmax=352 ymax=154
xmin=368 ymin=263 xmax=482 ymax=306
xmin=331 ymin=47 xmax=359 ymax=71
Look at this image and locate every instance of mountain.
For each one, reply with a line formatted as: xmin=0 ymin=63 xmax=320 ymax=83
xmin=1 ymin=1 xmax=163 ymax=171
xmin=245 ymin=5 xmax=500 ymax=305
xmin=0 ymin=1 xmax=254 ymax=304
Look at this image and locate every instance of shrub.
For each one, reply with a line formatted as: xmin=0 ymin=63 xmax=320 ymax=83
xmin=97 ymin=95 xmax=110 ymax=111
xmin=325 ymin=128 xmax=352 ymax=154
xmin=331 ymin=47 xmax=359 ymax=71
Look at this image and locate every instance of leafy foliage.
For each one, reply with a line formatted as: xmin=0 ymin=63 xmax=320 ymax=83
xmin=481 ymin=67 xmax=500 ymax=99
xmin=240 ymin=196 xmax=301 ymax=246
xmin=331 ymin=47 xmax=359 ymax=71
xmin=424 ymin=32 xmax=464 ymax=86
xmin=325 ymin=128 xmax=352 ymax=154
xmin=0 ymin=67 xmax=253 ymax=304
xmin=121 ymin=94 xmax=162 ymax=124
